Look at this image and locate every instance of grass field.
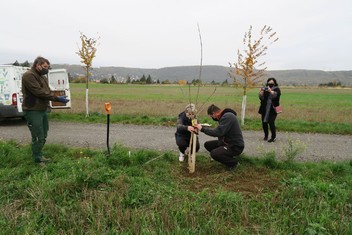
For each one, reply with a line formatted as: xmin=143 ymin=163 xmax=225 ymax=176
xmin=1 ymin=141 xmax=351 ymax=234
xmin=51 ymin=83 xmax=352 ymax=134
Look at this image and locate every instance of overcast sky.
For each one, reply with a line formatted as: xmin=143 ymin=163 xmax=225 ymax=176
xmin=1 ymin=0 xmax=351 ymax=70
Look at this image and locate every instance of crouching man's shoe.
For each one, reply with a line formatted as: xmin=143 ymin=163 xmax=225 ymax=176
xmin=228 ymin=163 xmax=240 ymax=171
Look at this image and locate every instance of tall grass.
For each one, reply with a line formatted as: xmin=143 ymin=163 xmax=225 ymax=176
xmin=0 ymin=140 xmax=351 ymax=234
xmin=50 ymin=84 xmax=352 ymax=134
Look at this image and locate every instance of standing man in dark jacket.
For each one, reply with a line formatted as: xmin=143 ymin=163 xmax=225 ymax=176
xmin=22 ymin=56 xmax=69 ymax=165
xmin=195 ymin=104 xmax=244 ymax=170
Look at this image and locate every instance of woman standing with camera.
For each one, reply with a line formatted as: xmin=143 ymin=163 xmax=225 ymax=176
xmin=258 ymin=77 xmax=281 ymax=142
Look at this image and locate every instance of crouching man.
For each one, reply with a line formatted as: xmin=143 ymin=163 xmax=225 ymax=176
xmin=195 ymin=104 xmax=244 ymax=171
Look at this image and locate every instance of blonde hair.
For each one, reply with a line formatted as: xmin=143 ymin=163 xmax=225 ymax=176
xmin=185 ymin=103 xmax=196 ymax=118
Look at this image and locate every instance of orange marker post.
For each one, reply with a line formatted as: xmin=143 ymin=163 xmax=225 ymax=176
xmin=104 ymin=102 xmax=111 ymax=156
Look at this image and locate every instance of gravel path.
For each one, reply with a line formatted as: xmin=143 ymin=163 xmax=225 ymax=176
xmin=1 ymin=119 xmax=351 ymax=162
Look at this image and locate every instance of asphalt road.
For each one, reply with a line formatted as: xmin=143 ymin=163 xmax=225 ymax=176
xmin=1 ymin=119 xmax=351 ymax=162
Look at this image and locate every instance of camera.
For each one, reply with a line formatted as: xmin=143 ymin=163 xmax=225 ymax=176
xmin=262 ymin=87 xmax=269 ymax=92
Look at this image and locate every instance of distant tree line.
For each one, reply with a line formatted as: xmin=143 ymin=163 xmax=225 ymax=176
xmin=318 ymin=80 xmax=344 ymax=87
xmin=70 ymin=73 xmax=231 ymax=86
xmin=12 ymin=60 xmax=30 ymax=67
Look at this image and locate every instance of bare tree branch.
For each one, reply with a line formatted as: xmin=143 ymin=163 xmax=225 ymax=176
xmin=195 ymin=23 xmax=203 ymax=109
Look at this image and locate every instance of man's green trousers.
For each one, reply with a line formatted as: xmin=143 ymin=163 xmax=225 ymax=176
xmin=24 ymin=110 xmax=49 ymax=162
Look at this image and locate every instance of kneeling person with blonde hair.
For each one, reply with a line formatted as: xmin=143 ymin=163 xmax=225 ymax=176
xmin=175 ymin=103 xmax=200 ymax=162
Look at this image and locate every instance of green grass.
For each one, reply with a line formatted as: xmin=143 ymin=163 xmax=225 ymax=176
xmin=0 ymin=140 xmax=351 ymax=234
xmin=52 ymin=84 xmax=352 ymax=134
xmin=48 ymin=111 xmax=352 ymax=135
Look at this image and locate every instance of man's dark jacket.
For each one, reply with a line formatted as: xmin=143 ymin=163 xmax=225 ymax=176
xmin=201 ymin=108 xmax=244 ymax=150
xmin=22 ymin=68 xmax=59 ymax=111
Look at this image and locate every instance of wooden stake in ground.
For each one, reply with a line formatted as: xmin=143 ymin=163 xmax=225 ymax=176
xmin=188 ymin=119 xmax=198 ymax=173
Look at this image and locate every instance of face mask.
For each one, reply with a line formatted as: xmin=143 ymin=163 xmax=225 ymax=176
xmin=39 ymin=68 xmax=49 ymax=75
xmin=186 ymin=112 xmax=195 ymax=119
xmin=268 ymin=84 xmax=274 ymax=88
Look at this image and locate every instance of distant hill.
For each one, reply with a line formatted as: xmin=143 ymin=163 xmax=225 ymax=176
xmin=51 ymin=64 xmax=352 ymax=86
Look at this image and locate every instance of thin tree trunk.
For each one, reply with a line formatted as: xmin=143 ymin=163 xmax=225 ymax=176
xmin=85 ymin=88 xmax=89 ymax=117
xmin=241 ymin=94 xmax=247 ymax=126
xmin=85 ymin=67 xmax=89 ymax=117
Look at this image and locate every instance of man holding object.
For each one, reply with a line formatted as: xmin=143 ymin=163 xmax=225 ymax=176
xmin=22 ymin=56 xmax=69 ymax=165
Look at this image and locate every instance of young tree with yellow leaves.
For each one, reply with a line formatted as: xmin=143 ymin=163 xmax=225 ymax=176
xmin=230 ymin=25 xmax=278 ymax=126
xmin=76 ymin=32 xmax=99 ymax=117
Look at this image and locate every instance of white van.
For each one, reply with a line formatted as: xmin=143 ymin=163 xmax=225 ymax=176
xmin=48 ymin=69 xmax=72 ymax=109
xmin=0 ymin=65 xmax=29 ymax=119
xmin=0 ymin=65 xmax=71 ymax=120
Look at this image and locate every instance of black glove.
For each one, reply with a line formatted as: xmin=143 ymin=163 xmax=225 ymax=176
xmin=57 ymin=96 xmax=70 ymax=103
